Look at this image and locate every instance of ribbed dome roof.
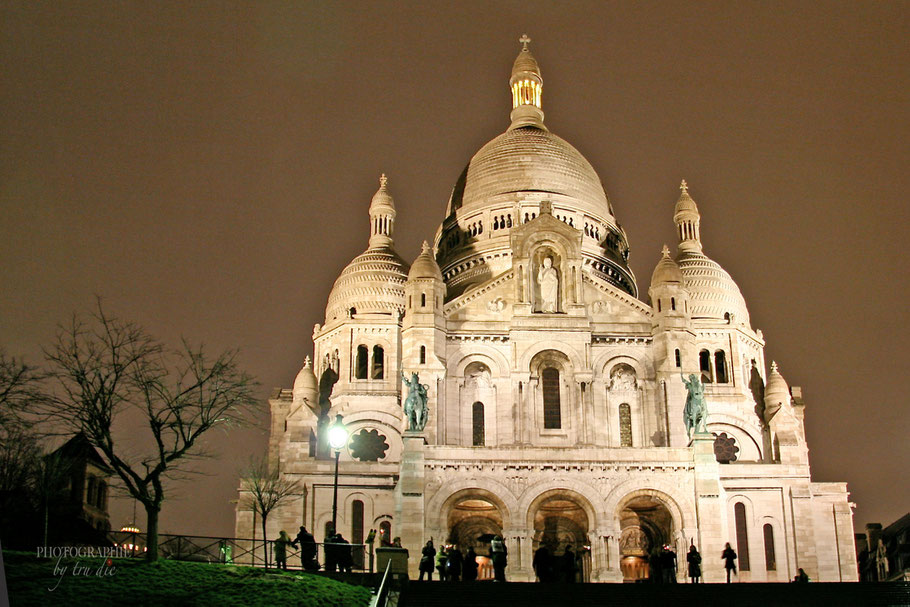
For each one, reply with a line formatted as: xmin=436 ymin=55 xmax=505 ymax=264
xmin=326 ymin=248 xmax=409 ymax=321
xmin=650 ymin=245 xmax=683 ymax=286
xmin=447 ymin=126 xmax=611 ymax=218
xmin=677 ymin=250 xmax=750 ymax=323
xmin=293 ymin=357 xmax=318 ymax=411
xmin=409 ymin=241 xmax=443 ymax=281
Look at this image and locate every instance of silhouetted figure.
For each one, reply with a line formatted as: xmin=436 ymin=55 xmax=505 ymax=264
xmin=660 ymin=545 xmax=677 ymax=583
xmin=274 ymin=530 xmax=293 ymax=570
xmin=324 ymin=532 xmax=338 ymax=572
xmin=533 ymin=544 xmax=553 ymax=582
xmin=793 ymin=568 xmax=809 ymax=583
xmin=447 ymin=545 xmax=464 ymax=582
xmin=687 ymin=545 xmax=702 ymax=583
xmin=491 ymin=535 xmax=508 ymax=582
xmin=463 ymin=547 xmax=479 ymax=581
xmin=419 ymin=540 xmax=436 ymax=581
xmin=336 ymin=533 xmax=353 ymax=573
xmin=436 ymin=544 xmax=449 ymax=581
xmin=561 ymin=546 xmax=577 ymax=583
xmin=722 ymin=542 xmax=738 ymax=583
xmin=649 ymin=549 xmax=662 ymax=583
xmin=294 ymin=526 xmax=319 ymax=571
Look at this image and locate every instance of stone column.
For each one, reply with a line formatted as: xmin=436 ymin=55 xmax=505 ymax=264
xmin=692 ymin=432 xmax=725 ymax=583
xmin=395 ymin=432 xmax=427 ymax=578
xmin=592 ymin=527 xmax=622 ymax=582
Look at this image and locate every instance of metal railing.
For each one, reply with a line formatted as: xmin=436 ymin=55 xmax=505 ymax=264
xmin=108 ymin=530 xmax=374 ymax=572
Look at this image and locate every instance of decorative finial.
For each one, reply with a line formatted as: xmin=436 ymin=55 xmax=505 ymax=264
xmin=304 ymin=356 xmax=311 ymax=368
xmin=421 ymin=240 xmax=431 ymax=253
xmin=519 ymin=34 xmax=531 ymax=50
xmin=661 ymin=244 xmax=670 ymax=257
xmin=771 ymin=361 xmax=778 ymax=372
xmin=680 ymin=179 xmax=688 ymax=194
xmin=379 ymin=173 xmax=388 ymax=188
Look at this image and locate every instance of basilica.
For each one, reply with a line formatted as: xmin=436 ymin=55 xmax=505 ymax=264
xmin=235 ymin=38 xmax=858 ymax=583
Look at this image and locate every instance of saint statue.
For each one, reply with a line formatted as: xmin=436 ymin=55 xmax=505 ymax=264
xmin=681 ymin=373 xmax=708 ymax=438
xmin=538 ymin=256 xmax=559 ymax=313
xmin=402 ymin=371 xmax=429 ymax=431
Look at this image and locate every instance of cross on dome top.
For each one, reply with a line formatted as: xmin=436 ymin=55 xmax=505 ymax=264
xmin=519 ymin=34 xmax=531 ymax=50
xmin=680 ymin=179 xmax=688 ymax=194
xmin=379 ymin=173 xmax=388 ymax=188
xmin=661 ymin=244 xmax=671 ymax=257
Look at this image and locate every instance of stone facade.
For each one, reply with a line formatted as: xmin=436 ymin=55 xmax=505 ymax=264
xmin=235 ymin=38 xmax=858 ymax=583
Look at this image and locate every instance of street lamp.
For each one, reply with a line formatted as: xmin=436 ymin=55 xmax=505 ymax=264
xmin=328 ymin=414 xmax=348 ymax=535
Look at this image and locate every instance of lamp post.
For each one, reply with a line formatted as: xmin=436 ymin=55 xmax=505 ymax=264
xmin=328 ymin=414 xmax=348 ymax=535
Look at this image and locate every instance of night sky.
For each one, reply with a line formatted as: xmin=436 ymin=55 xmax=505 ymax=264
xmin=2 ymin=2 xmax=907 ymax=539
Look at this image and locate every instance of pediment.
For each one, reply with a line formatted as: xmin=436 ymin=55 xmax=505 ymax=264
xmin=444 ymin=270 xmax=515 ymax=322
xmin=583 ymin=272 xmax=652 ymax=323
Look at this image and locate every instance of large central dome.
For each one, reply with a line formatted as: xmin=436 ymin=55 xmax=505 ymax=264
xmin=446 ymin=126 xmax=612 ymax=219
xmin=435 ymin=37 xmax=635 ymax=298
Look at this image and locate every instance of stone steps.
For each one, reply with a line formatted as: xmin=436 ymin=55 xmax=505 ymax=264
xmin=400 ymin=580 xmax=910 ymax=607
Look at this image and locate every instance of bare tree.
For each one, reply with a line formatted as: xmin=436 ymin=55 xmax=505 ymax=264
xmin=40 ymin=304 xmax=258 ymax=561
xmin=0 ymin=350 xmax=45 ymax=429
xmin=239 ymin=455 xmax=302 ymax=568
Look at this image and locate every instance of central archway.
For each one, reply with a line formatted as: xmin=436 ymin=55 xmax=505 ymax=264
xmin=528 ymin=491 xmax=592 ymax=582
xmin=618 ymin=495 xmax=674 ymax=582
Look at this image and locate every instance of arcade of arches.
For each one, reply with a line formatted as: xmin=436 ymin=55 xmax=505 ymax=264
xmin=436 ymin=488 xmax=679 ymax=583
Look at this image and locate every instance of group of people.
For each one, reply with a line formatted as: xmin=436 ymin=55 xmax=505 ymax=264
xmin=271 ymin=526 xmax=355 ymax=572
xmin=418 ymin=540 xmax=480 ymax=581
xmin=532 ymin=544 xmax=580 ymax=583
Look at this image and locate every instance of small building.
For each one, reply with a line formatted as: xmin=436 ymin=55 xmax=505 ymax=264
xmin=857 ymin=514 xmax=910 ymax=582
xmin=52 ymin=433 xmax=113 ymax=544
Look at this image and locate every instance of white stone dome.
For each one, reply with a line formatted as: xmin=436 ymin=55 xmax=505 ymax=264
xmin=325 ymin=248 xmax=409 ymax=321
xmin=650 ymin=246 xmax=683 ymax=286
xmin=409 ymin=241 xmax=443 ymax=281
xmin=293 ymin=357 xmax=318 ymax=411
xmin=676 ymin=250 xmax=750 ymax=324
xmin=446 ymin=126 xmax=612 ymax=220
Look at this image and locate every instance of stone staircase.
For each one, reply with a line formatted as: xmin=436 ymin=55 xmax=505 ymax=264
xmin=400 ymin=580 xmax=910 ymax=606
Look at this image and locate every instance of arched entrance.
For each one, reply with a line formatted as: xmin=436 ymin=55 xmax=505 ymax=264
xmin=446 ymin=493 xmax=504 ymax=580
xmin=530 ymin=492 xmax=591 ymax=582
xmin=618 ymin=495 xmax=674 ymax=582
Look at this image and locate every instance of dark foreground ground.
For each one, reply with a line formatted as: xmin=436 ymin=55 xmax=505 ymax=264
xmin=401 ymin=579 xmax=910 ymax=607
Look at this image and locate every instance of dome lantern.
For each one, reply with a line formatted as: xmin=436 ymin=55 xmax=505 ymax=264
xmin=369 ymin=173 xmax=396 ymax=250
xmin=674 ymin=180 xmax=702 ymax=254
xmin=509 ymin=34 xmax=545 ymax=129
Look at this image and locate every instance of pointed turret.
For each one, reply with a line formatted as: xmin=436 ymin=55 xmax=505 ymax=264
xmin=674 ymin=179 xmax=701 ymax=254
xmin=509 ymin=34 xmax=546 ymax=129
xmin=763 ymin=361 xmax=789 ymax=424
xmin=369 ymin=173 xmax=396 ymax=249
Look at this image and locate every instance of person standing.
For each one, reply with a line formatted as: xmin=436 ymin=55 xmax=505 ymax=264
xmin=661 ymin=545 xmax=677 ymax=583
xmin=419 ymin=540 xmax=436 ymax=581
xmin=463 ymin=547 xmax=479 ymax=582
xmin=436 ymin=544 xmax=449 ymax=581
xmin=533 ymin=544 xmax=552 ymax=582
xmin=722 ymin=542 xmax=738 ymax=583
xmin=491 ymin=535 xmax=508 ymax=582
xmin=294 ymin=526 xmax=318 ymax=571
xmin=561 ymin=545 xmax=577 ymax=583
xmin=686 ymin=544 xmax=702 ymax=583
xmin=447 ymin=545 xmax=464 ymax=582
xmin=274 ymin=530 xmax=293 ymax=571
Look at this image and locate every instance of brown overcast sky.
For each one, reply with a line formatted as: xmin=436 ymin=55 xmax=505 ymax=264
xmin=1 ymin=1 xmax=907 ymax=538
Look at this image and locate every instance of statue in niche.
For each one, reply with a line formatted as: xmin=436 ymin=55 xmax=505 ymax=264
xmin=610 ymin=365 xmax=637 ymax=391
xmin=466 ymin=364 xmax=492 ymax=389
xmin=682 ymin=373 xmax=708 ymax=438
xmin=402 ymin=371 xmax=429 ymax=431
xmin=537 ymin=256 xmax=559 ymax=313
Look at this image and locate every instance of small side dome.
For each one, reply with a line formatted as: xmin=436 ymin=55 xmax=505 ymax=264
xmin=650 ymin=245 xmax=683 ymax=286
xmin=408 ymin=241 xmax=443 ymax=281
xmin=763 ymin=361 xmax=790 ymax=423
xmin=293 ymin=356 xmax=318 ymax=411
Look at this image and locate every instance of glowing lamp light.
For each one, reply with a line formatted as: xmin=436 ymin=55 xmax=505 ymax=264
xmin=328 ymin=414 xmax=348 ymax=450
